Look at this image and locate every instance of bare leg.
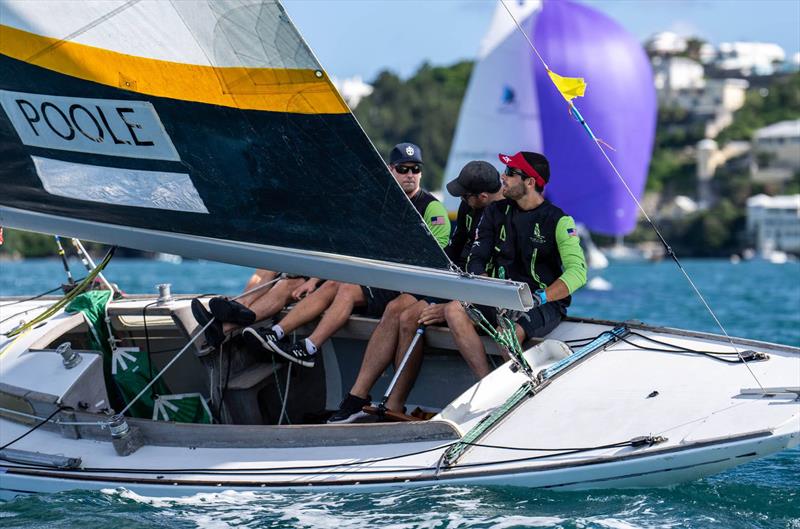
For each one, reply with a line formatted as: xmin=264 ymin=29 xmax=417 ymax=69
xmin=307 ymin=283 xmax=365 ymax=346
xmin=221 ymin=277 xmax=303 ymax=334
xmin=349 ymin=294 xmax=418 ymax=399
xmin=239 ymin=269 xmax=278 ymax=305
xmin=384 ymin=300 xmax=428 ymax=412
xmin=445 ymin=301 xmax=491 ymax=379
xmin=276 ymin=281 xmax=340 ymax=334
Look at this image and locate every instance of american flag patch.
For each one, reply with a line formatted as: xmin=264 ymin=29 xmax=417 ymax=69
xmin=567 ymin=228 xmax=577 ymax=237
xmin=431 ymin=216 xmax=446 ymax=226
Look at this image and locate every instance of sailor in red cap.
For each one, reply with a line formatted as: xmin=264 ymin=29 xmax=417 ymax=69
xmin=444 ymin=151 xmax=588 ymax=379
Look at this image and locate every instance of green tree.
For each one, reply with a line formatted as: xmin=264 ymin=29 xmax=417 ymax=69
xmin=354 ymin=61 xmax=474 ymax=191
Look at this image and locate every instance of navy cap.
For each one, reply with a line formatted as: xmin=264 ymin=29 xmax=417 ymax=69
xmin=446 ymin=161 xmax=501 ymax=197
xmin=389 ymin=142 xmax=423 ymax=165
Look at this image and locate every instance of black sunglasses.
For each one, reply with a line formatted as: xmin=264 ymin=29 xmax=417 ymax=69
xmin=504 ymin=166 xmax=528 ymax=179
xmin=395 ymin=164 xmax=421 ymax=175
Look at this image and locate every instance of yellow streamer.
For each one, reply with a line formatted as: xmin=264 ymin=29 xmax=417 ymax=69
xmin=547 ymin=69 xmax=586 ymax=102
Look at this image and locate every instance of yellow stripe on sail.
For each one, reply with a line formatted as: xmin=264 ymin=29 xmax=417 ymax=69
xmin=547 ymin=69 xmax=586 ymax=102
xmin=0 ymin=25 xmax=349 ymax=115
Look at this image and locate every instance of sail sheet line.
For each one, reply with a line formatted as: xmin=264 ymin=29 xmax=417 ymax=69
xmin=497 ymin=0 xmax=766 ymax=389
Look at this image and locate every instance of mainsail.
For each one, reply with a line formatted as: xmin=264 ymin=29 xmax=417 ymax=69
xmin=443 ymin=0 xmax=656 ymax=236
xmin=0 ymin=0 xmax=531 ymax=310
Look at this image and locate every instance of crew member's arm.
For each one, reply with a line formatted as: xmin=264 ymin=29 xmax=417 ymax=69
xmin=423 ymin=200 xmax=452 ymax=249
xmin=466 ymin=205 xmax=497 ymax=276
xmin=444 ymin=202 xmax=469 ymax=262
xmin=543 ymin=215 xmax=587 ymax=303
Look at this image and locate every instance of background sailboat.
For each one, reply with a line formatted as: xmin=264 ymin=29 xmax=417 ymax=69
xmin=442 ymin=0 xmax=656 ymax=251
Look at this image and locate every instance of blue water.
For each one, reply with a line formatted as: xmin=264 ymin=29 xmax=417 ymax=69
xmin=1 ymin=258 xmax=798 ymax=528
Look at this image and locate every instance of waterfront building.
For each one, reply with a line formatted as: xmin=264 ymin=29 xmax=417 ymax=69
xmin=746 ymin=194 xmax=800 ymax=253
xmin=751 ymin=120 xmax=800 ymax=184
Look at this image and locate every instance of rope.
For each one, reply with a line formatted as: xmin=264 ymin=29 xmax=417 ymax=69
xmin=0 ymin=407 xmax=63 ymax=451
xmin=5 ymin=247 xmax=116 ymax=339
xmin=497 ymin=0 xmax=765 ymax=392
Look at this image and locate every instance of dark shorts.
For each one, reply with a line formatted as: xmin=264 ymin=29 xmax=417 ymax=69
xmin=359 ymin=286 xmax=401 ymax=318
xmin=476 ymin=302 xmax=565 ymax=341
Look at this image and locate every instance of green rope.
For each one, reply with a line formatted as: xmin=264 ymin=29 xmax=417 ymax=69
xmin=462 ymin=303 xmax=531 ymax=373
xmin=6 ymin=247 xmax=116 ymax=338
xmin=442 ymin=381 xmax=535 ymax=467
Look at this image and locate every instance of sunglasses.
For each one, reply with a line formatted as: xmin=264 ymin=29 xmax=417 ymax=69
xmin=395 ymin=164 xmax=421 ymax=175
xmin=504 ymin=166 xmax=528 ymax=179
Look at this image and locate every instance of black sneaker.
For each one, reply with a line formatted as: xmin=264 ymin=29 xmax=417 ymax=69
xmin=327 ymin=393 xmax=372 ymax=424
xmin=242 ymin=326 xmax=281 ymax=356
xmin=270 ymin=340 xmax=316 ymax=368
xmin=191 ymin=299 xmax=224 ymax=348
xmin=209 ymin=297 xmax=256 ymax=326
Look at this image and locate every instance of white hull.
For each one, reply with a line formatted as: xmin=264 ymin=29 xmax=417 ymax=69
xmin=1 ymin=296 xmax=798 ymax=498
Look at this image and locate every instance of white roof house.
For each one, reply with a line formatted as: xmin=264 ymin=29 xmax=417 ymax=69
xmin=715 ymin=42 xmax=786 ymax=76
xmin=746 ymin=194 xmax=800 ymax=253
xmin=752 ymin=120 xmax=800 ymax=183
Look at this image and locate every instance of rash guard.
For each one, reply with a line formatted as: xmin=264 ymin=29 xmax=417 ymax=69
xmin=468 ymin=198 xmax=587 ymax=307
xmin=410 ymin=189 xmax=450 ymax=249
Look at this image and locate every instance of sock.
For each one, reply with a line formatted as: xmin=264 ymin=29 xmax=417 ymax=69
xmin=272 ymin=324 xmax=285 ymax=340
xmin=304 ymin=338 xmax=318 ymax=354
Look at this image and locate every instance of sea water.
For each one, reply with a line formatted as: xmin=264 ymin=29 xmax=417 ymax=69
xmin=0 ymin=258 xmax=798 ymax=528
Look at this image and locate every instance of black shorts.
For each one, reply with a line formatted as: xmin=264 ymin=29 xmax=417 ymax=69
xmin=476 ymin=302 xmax=565 ymax=341
xmin=359 ymin=286 xmax=400 ymax=318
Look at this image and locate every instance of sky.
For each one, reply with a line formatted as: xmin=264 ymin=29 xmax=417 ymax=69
xmin=282 ymin=0 xmax=800 ymax=81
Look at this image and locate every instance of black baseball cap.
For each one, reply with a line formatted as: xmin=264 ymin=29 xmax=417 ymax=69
xmin=389 ymin=142 xmax=423 ymax=165
xmin=446 ymin=161 xmax=501 ymax=197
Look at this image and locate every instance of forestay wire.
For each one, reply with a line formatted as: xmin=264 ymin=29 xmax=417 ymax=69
xmin=498 ymin=0 xmax=765 ymax=391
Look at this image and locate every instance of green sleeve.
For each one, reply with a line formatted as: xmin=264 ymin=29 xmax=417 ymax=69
xmin=423 ymin=200 xmax=452 ymax=249
xmin=555 ymin=216 xmax=587 ymax=294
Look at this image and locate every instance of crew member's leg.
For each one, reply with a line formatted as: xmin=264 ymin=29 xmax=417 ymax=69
xmin=445 ymin=301 xmax=492 ymax=379
xmin=221 ymin=277 xmax=304 ymax=334
xmin=273 ymin=281 xmax=340 ymax=335
xmin=239 ymin=269 xmax=279 ymax=306
xmin=269 ymin=282 xmax=363 ymax=367
xmin=383 ymin=300 xmax=428 ymax=412
xmin=349 ymin=294 xmax=418 ymax=399
xmin=306 ymin=283 xmax=366 ymax=348
xmin=328 ymin=294 xmax=418 ymax=423
xmin=242 ymin=281 xmax=340 ymax=359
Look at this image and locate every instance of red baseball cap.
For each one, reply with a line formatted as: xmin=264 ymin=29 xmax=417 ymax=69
xmin=498 ymin=151 xmax=549 ymax=188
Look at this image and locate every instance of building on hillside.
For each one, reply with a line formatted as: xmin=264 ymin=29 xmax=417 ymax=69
xmin=714 ymin=42 xmax=786 ymax=76
xmin=746 ymin=194 xmax=800 ymax=253
xmin=645 ymin=32 xmax=687 ymax=55
xmin=751 ymin=120 xmax=800 ymax=184
xmin=657 ymin=64 xmax=749 ymax=138
xmin=652 ymin=56 xmax=704 ymax=94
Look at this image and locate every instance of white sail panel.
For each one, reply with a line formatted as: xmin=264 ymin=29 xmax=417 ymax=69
xmin=0 ymin=0 xmax=319 ymax=70
xmin=32 ymin=156 xmax=208 ymax=214
xmin=442 ymin=2 xmax=544 ymax=212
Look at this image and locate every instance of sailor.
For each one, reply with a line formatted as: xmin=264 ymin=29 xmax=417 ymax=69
xmin=191 ymin=269 xmax=323 ymax=348
xmin=446 ymin=151 xmax=587 ymax=378
xmin=328 ymin=161 xmax=505 ymax=423
xmin=244 ymin=142 xmax=451 ymax=368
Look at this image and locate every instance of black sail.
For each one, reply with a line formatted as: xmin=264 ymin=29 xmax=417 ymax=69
xmin=0 ymin=0 xmax=531 ymax=309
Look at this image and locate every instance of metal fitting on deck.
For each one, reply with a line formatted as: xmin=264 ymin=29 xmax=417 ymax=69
xmin=156 ymin=283 xmax=173 ymax=305
xmin=57 ymin=342 xmax=82 ymax=369
xmin=109 ymin=413 xmax=144 ymax=456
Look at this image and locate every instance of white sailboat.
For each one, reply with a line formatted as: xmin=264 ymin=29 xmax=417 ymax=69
xmin=0 ymin=0 xmax=798 ymax=498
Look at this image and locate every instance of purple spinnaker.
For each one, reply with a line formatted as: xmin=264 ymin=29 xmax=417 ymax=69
xmin=531 ymin=0 xmax=656 ymax=235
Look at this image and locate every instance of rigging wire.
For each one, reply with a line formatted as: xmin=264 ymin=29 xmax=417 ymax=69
xmin=0 ymin=407 xmax=63 ymax=451
xmin=0 ymin=426 xmax=653 ymax=475
xmin=497 ymin=0 xmax=765 ymax=391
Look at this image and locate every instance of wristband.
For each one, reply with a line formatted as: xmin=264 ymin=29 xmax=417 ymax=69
xmin=535 ymin=289 xmax=547 ymax=305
